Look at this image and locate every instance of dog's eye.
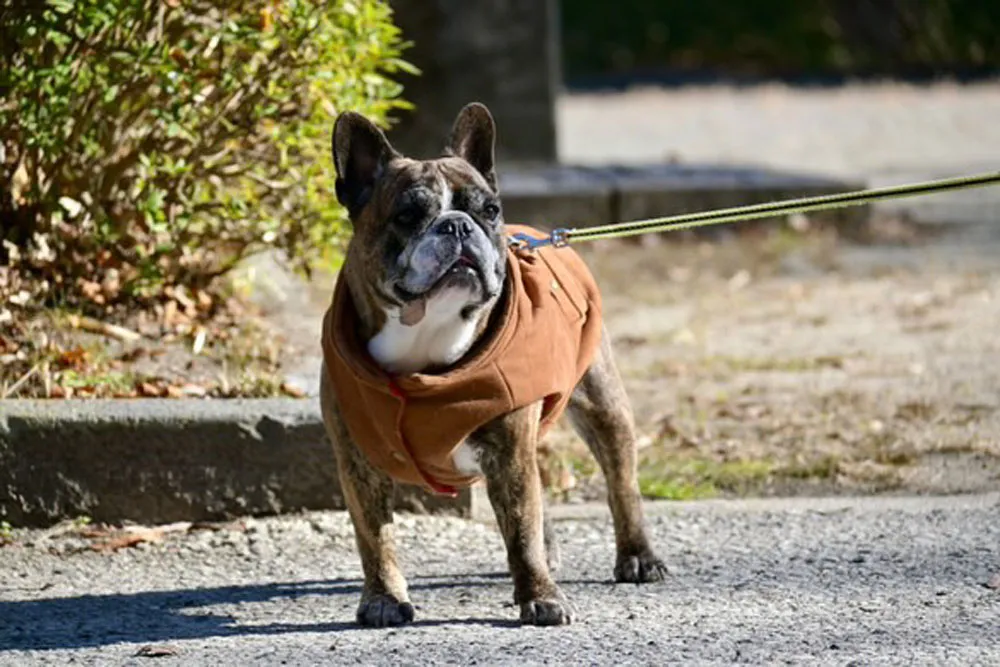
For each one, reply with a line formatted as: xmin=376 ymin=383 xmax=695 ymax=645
xmin=393 ymin=208 xmax=420 ymax=227
xmin=482 ymin=202 xmax=500 ymax=221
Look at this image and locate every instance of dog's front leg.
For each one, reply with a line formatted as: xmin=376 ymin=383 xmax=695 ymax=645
xmin=475 ymin=401 xmax=572 ymax=626
xmin=321 ymin=372 xmax=413 ymax=627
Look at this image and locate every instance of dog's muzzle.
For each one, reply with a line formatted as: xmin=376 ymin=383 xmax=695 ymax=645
xmin=395 ymin=212 xmax=503 ymax=300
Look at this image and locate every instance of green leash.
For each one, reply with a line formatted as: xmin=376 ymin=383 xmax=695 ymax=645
xmin=509 ymin=170 xmax=1000 ymax=250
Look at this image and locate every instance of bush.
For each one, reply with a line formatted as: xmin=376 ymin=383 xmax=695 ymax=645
xmin=0 ymin=0 xmax=413 ymax=314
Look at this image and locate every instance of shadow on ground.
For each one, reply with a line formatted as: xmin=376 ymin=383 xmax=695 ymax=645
xmin=0 ymin=575 xmax=520 ymax=652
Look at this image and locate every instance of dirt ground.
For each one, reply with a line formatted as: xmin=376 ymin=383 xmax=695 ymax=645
xmin=535 ymin=219 xmax=1000 ymax=500
xmin=540 ymin=81 xmax=1000 ymax=499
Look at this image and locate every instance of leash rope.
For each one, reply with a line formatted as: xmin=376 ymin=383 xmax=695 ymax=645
xmin=509 ymin=170 xmax=1000 ymax=251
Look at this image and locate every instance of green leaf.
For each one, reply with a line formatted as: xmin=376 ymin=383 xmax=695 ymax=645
xmin=46 ymin=0 xmax=73 ymax=15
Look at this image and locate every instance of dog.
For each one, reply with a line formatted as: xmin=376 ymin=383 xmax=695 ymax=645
xmin=319 ymin=102 xmax=666 ymax=627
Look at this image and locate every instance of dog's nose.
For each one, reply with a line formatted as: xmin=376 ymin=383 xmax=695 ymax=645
xmin=435 ymin=213 xmax=473 ymax=239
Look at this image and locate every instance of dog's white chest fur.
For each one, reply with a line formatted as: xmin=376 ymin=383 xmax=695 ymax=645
xmin=368 ymin=286 xmax=479 ymax=375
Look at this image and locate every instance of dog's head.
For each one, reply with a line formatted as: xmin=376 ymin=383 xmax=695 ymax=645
xmin=332 ymin=103 xmax=506 ymax=337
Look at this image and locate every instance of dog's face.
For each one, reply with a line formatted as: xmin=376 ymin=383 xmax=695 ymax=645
xmin=332 ymin=104 xmax=507 ymax=346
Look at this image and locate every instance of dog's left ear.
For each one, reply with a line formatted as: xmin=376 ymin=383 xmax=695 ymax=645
xmin=447 ymin=103 xmax=497 ymax=192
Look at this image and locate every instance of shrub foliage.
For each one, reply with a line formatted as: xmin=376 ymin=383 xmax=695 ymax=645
xmin=0 ymin=0 xmax=412 ymax=313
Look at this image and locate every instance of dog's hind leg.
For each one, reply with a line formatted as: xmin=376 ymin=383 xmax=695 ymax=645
xmin=321 ymin=369 xmax=413 ymax=627
xmin=567 ymin=328 xmax=668 ymax=583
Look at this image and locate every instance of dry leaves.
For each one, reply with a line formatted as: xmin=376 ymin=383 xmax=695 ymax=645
xmin=87 ymin=522 xmax=192 ymax=552
xmin=134 ymin=645 xmax=180 ymax=658
xmin=2 ymin=283 xmax=296 ymax=399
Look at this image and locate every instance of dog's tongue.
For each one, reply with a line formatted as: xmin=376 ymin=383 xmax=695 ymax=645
xmin=399 ymin=297 xmax=427 ymax=326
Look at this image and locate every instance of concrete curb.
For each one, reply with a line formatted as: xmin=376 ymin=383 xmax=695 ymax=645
xmin=0 ymin=399 xmax=476 ymax=527
xmin=498 ymin=163 xmax=867 ymax=233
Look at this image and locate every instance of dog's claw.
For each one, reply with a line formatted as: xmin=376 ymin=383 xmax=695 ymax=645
xmin=520 ymin=598 xmax=573 ymax=626
xmin=356 ymin=595 xmax=415 ymax=627
xmin=615 ymin=552 xmax=668 ymax=584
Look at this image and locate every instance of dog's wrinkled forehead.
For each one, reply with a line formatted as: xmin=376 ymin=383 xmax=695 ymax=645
xmin=366 ymin=156 xmax=494 ymax=227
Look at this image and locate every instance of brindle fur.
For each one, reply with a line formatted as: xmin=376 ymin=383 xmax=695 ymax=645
xmin=321 ymin=103 xmax=665 ymax=627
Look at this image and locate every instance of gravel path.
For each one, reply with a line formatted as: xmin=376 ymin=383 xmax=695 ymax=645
xmin=2 ymin=494 xmax=998 ymax=665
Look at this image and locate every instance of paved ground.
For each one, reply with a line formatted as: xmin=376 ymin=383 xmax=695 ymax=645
xmin=1 ymin=494 xmax=998 ymax=665
xmin=559 ymin=82 xmax=1000 ymax=179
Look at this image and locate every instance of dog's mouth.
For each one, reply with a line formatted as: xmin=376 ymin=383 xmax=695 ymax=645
xmin=393 ymin=254 xmax=484 ymax=304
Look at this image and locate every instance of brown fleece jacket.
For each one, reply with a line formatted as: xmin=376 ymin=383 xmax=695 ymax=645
xmin=321 ymin=225 xmax=602 ymax=495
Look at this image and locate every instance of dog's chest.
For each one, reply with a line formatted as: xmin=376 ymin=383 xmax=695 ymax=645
xmin=367 ymin=286 xmax=480 ymax=375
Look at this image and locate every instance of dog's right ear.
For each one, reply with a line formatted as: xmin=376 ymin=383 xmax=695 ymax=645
xmin=332 ymin=112 xmax=398 ymax=217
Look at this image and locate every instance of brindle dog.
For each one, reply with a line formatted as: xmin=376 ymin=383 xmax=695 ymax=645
xmin=321 ymin=103 xmax=666 ymax=627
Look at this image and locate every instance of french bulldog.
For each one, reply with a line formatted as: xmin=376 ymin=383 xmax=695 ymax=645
xmin=320 ymin=102 xmax=666 ymax=627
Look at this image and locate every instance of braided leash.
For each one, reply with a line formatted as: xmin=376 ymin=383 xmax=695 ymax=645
xmin=509 ymin=170 xmax=1000 ymax=251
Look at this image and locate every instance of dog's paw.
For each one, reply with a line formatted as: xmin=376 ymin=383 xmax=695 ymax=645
xmin=356 ymin=595 xmax=415 ymax=627
xmin=615 ymin=551 xmax=668 ymax=584
xmin=519 ymin=598 xmax=573 ymax=626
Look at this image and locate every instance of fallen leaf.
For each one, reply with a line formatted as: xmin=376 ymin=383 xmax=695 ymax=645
xmin=9 ymin=289 xmax=31 ymax=306
xmin=172 ymin=286 xmax=196 ymax=312
xmin=159 ymin=521 xmax=193 ymax=535
xmin=55 ymin=346 xmax=89 ymax=370
xmin=195 ymin=290 xmax=213 ymax=312
xmin=138 ymin=381 xmax=166 ymax=397
xmin=281 ymin=382 xmax=306 ymax=398
xmin=179 ymin=383 xmax=207 ymax=397
xmin=79 ymin=279 xmax=105 ymax=304
xmin=191 ymin=327 xmax=207 ymax=355
xmin=166 ymin=384 xmax=184 ymax=398
xmin=101 ymin=269 xmax=121 ymax=300
xmin=134 ymin=644 xmax=179 ymax=658
xmin=78 ymin=526 xmax=114 ymax=539
xmin=91 ymin=527 xmax=165 ymax=552
xmin=162 ymin=300 xmax=178 ymax=326
xmin=68 ymin=314 xmax=141 ymax=342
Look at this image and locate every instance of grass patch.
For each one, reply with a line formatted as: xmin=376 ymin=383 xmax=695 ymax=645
xmin=780 ymin=455 xmax=842 ymax=480
xmin=636 ymin=354 xmax=846 ymax=382
xmin=638 ymin=456 xmax=775 ymax=500
xmin=714 ymin=355 xmax=845 ymax=373
xmin=639 ymin=477 xmax=718 ymax=500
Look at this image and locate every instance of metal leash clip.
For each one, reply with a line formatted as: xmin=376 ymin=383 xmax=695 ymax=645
xmin=508 ymin=228 xmax=571 ymax=252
